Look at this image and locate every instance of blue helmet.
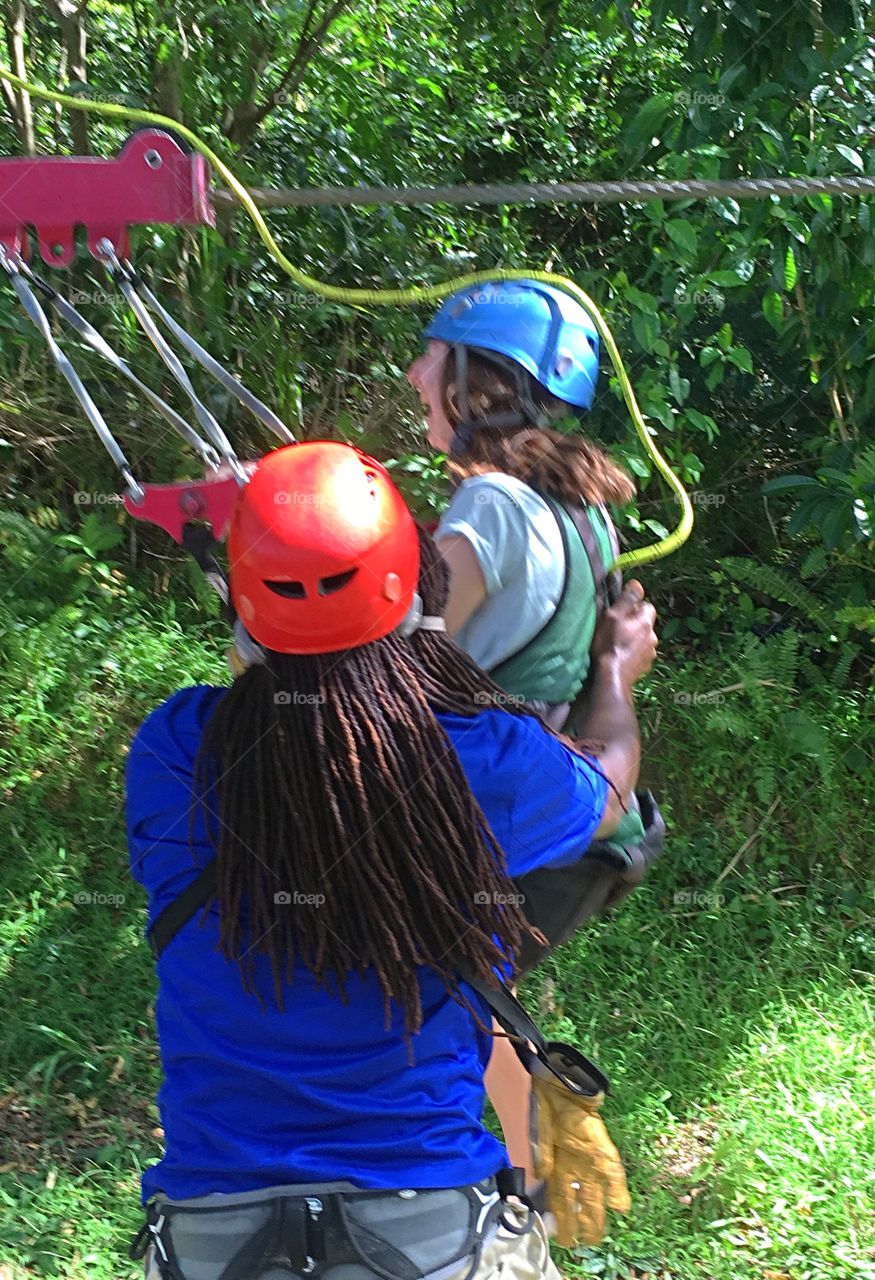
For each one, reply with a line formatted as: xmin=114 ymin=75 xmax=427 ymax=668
xmin=423 ymin=279 xmax=600 ymax=411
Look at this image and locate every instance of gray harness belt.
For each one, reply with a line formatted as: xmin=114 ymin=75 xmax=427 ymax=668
xmin=131 ymin=1177 xmax=510 ymax=1280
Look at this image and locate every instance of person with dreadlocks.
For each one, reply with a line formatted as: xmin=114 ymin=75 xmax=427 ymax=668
xmin=127 ymin=441 xmax=655 ymax=1280
xmin=408 ymin=284 xmax=663 ymax=1197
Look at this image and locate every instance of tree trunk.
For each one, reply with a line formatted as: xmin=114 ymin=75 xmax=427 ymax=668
xmin=48 ymin=0 xmax=90 ymax=154
xmin=152 ymin=46 xmax=182 ymax=121
xmin=3 ymin=0 xmax=35 ymax=154
xmin=224 ymin=0 xmax=350 ymax=154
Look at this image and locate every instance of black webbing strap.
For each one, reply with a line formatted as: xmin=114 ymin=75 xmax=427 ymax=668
xmin=461 ymin=963 xmax=609 ymax=1096
xmin=145 ymin=861 xmax=608 ymax=1096
xmin=148 ymin=861 xmax=216 ymax=959
xmin=549 ymin=497 xmax=623 ymax=611
xmin=180 ymin=524 xmax=231 ymax=610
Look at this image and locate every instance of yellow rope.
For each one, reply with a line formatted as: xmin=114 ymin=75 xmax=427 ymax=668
xmin=0 ymin=67 xmax=694 ymax=570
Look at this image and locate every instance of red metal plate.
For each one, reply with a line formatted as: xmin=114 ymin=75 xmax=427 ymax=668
xmin=123 ymin=472 xmax=244 ymax=545
xmin=0 ymin=130 xmax=214 ymax=265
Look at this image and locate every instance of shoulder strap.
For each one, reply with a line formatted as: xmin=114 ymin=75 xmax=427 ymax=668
xmin=461 ymin=967 xmax=609 ymax=1095
xmin=561 ymin=502 xmax=623 ymax=610
xmin=147 ymin=861 xmax=217 ymax=959
xmin=145 ymin=862 xmax=608 ymax=1096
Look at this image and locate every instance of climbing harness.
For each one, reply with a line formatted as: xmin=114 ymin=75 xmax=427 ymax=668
xmin=0 ymin=66 xmax=694 ymax=573
xmin=130 ymin=1176 xmax=513 ymax=1280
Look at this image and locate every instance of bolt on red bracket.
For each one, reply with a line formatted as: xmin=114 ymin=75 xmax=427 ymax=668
xmin=0 ymin=129 xmax=214 ymax=265
xmin=123 ymin=466 xmax=257 ymax=545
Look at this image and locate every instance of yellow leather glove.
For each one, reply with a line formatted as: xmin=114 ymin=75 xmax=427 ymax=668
xmin=532 ymin=1072 xmax=631 ymax=1247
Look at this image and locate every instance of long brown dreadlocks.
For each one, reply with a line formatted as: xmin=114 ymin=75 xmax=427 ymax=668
xmin=195 ymin=629 xmax=540 ymax=1038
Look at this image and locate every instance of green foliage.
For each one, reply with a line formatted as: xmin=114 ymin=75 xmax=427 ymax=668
xmin=1 ymin=2 xmax=874 ymax=1276
xmin=763 ymin=440 xmax=875 ymax=550
xmin=1 ymin=0 xmax=873 ymax=591
xmin=1 ymin=575 xmax=873 ymax=1280
xmin=720 ymin=558 xmax=829 ymax=628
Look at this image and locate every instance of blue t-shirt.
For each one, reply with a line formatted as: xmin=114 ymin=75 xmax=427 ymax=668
xmin=127 ymin=685 xmax=607 ymax=1202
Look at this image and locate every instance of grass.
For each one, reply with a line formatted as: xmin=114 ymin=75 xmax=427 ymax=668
xmin=1 ymin=560 xmax=873 ymax=1280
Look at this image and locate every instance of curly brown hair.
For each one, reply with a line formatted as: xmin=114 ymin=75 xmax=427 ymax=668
xmin=442 ymin=347 xmax=635 ymax=507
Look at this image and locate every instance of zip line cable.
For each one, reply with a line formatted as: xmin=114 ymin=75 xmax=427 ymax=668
xmin=215 ymin=172 xmax=875 ymax=210
xmin=7 ymin=69 xmax=866 ymax=569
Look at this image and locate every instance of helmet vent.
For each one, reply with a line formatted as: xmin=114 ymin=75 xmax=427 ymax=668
xmin=265 ymin=579 xmax=307 ymax=599
xmin=318 ymin=568 xmax=358 ymax=597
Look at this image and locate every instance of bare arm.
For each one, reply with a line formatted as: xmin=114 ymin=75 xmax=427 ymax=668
xmin=573 ymin=581 xmax=657 ymax=838
xmin=579 ymin=655 xmax=642 ymax=838
xmin=436 ymin=534 xmax=488 ymax=634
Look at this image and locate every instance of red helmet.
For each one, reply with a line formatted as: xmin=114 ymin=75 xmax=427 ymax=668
xmin=227 ymin=442 xmax=420 ymax=655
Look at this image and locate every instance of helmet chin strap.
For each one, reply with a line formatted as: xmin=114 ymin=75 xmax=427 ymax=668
xmin=396 ymin=593 xmax=447 ymax=637
xmin=231 ymin=618 xmax=267 ymax=670
xmin=448 ymin=344 xmax=552 ymax=459
xmin=229 ymin=599 xmax=446 ymax=673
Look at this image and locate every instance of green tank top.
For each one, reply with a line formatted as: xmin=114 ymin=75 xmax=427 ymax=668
xmin=490 ymin=498 xmax=615 ymax=706
xmin=490 ymin=497 xmax=646 ymax=846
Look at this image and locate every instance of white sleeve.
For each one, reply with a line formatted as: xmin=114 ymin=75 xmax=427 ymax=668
xmin=436 ymin=477 xmax=529 ymax=596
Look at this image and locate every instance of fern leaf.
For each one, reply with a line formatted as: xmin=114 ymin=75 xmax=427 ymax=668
xmin=831 ymin=642 xmax=860 ymax=689
xmin=771 ymin=628 xmax=801 ymax=691
xmin=799 ymin=545 xmax=828 ymax=579
xmin=721 ymin=557 xmax=828 ymax=625
xmin=834 ymin=605 xmax=875 ymax=635
xmin=854 ymin=443 xmax=875 ymax=484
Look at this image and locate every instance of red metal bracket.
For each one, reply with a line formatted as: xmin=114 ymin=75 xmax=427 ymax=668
xmin=123 ymin=472 xmax=245 ymax=545
xmin=0 ymin=129 xmax=214 ymax=266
